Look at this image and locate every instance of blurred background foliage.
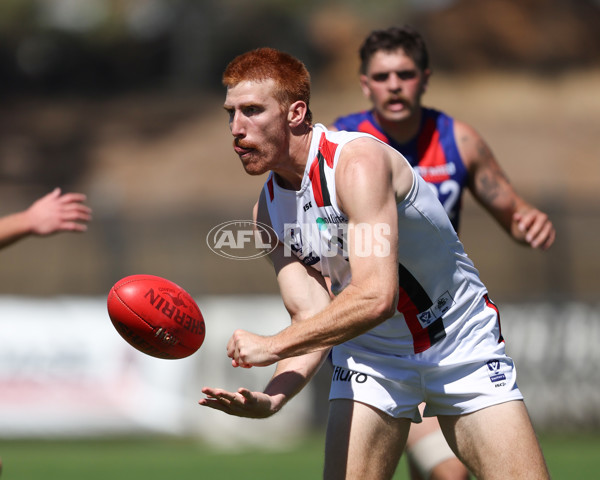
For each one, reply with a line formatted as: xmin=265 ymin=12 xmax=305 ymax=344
xmin=1 ymin=0 xmax=598 ymax=98
xmin=0 ymin=0 xmax=599 ymax=299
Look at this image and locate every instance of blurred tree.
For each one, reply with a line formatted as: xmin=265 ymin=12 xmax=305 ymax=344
xmin=413 ymin=0 xmax=600 ymax=73
xmin=0 ymin=0 xmax=332 ymax=96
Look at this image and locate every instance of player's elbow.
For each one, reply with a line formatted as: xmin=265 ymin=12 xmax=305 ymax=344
xmin=370 ymin=287 xmax=398 ymax=322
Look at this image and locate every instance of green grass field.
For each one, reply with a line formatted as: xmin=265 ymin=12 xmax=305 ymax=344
xmin=1 ymin=431 xmax=599 ymax=479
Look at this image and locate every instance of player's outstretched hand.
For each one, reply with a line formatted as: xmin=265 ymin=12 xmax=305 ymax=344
xmin=227 ymin=329 xmax=280 ymax=368
xmin=199 ymin=387 xmax=277 ymax=418
xmin=26 ymin=187 xmax=92 ymax=236
xmin=513 ymin=208 xmax=555 ymax=250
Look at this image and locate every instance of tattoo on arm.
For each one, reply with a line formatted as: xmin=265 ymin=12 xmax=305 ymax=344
xmin=470 ymin=138 xmax=515 ymax=210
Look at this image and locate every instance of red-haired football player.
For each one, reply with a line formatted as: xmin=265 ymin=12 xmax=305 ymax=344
xmin=200 ymin=46 xmax=550 ymax=480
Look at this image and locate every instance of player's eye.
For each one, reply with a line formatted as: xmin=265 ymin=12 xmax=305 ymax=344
xmin=397 ymin=71 xmax=417 ymax=80
xmin=371 ymin=73 xmax=389 ymax=82
xmin=243 ymin=105 xmax=262 ymax=116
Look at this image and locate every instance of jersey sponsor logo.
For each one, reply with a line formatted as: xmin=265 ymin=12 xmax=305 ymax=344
xmin=303 ymin=201 xmax=312 ymax=212
xmin=417 ymin=310 xmax=435 ymax=326
xmin=283 ymin=225 xmax=320 ymax=266
xmin=416 ymin=291 xmax=455 ymax=328
xmin=415 ymin=162 xmax=456 ymax=180
xmin=332 ymin=366 xmax=368 ymax=384
xmin=316 ymin=212 xmax=348 ymax=225
xmin=486 ymin=359 xmax=507 ymax=383
xmin=282 ymin=220 xmax=390 ymax=263
xmin=320 ymin=221 xmax=390 ymax=259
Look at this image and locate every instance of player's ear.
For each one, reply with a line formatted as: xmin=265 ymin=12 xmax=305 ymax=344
xmin=421 ymin=68 xmax=432 ymax=93
xmin=359 ymin=74 xmax=371 ymax=98
xmin=288 ymin=100 xmax=308 ymax=126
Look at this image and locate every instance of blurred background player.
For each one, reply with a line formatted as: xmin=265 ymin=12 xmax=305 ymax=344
xmin=0 ymin=187 xmax=92 ymax=250
xmin=331 ymin=25 xmax=556 ymax=480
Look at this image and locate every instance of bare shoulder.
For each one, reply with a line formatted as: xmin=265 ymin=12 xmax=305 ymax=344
xmin=337 ymin=137 xmax=393 ymax=180
xmin=453 ymin=118 xmax=497 ymax=171
xmin=453 ymin=118 xmax=479 ymax=139
xmin=336 ymin=136 xmax=412 ymax=210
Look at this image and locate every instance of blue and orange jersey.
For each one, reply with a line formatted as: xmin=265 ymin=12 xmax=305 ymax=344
xmin=332 ymin=108 xmax=469 ymax=232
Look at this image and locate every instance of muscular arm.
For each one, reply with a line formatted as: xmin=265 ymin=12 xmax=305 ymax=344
xmin=455 ymin=121 xmax=555 ymax=249
xmin=229 ymin=139 xmax=406 ymax=366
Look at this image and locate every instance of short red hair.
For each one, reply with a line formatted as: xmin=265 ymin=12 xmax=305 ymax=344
xmin=223 ymin=47 xmax=312 ymax=123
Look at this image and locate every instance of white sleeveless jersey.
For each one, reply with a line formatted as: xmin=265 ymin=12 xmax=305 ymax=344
xmin=263 ymin=124 xmax=488 ymax=355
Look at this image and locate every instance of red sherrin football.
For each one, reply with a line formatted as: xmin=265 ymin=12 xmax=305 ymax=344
xmin=107 ymin=274 xmax=205 ymax=359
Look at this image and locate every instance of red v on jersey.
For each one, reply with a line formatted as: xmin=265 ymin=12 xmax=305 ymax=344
xmin=357 ymin=118 xmax=389 ymax=143
xmin=417 ymin=118 xmax=451 ymax=183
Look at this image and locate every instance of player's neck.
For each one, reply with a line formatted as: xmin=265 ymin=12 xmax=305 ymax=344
xmin=273 ymin=125 xmax=313 ymax=191
xmin=374 ymin=108 xmax=422 ymax=145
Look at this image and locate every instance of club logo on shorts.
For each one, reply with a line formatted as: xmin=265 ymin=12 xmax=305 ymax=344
xmin=332 ymin=366 xmax=368 ymax=384
xmin=486 ymin=359 xmax=507 ymax=383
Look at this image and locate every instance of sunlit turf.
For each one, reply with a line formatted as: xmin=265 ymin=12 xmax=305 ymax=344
xmin=0 ymin=431 xmax=598 ymax=479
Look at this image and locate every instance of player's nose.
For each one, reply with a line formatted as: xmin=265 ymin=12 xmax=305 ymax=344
xmin=387 ymin=73 xmax=402 ymax=91
xmin=229 ymin=112 xmax=245 ymax=137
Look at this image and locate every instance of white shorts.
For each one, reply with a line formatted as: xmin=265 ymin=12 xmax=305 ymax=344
xmin=329 ymin=295 xmax=523 ymax=422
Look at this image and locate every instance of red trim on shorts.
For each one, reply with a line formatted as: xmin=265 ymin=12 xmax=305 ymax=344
xmin=484 ymin=294 xmax=504 ymax=343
